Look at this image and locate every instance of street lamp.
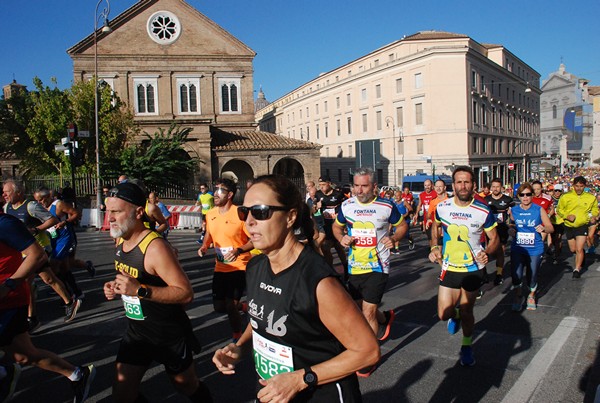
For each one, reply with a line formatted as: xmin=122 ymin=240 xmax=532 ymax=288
xmin=94 ymin=0 xmax=111 ymax=228
xmin=385 ymin=116 xmax=404 ymax=185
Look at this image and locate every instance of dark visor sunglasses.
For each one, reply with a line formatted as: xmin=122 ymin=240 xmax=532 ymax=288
xmin=237 ymin=205 xmax=289 ymax=221
xmin=519 ymin=192 xmax=533 ymax=197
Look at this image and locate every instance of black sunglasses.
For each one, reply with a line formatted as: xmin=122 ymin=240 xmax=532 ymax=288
xmin=237 ymin=205 xmax=289 ymax=221
xmin=519 ymin=192 xmax=533 ymax=197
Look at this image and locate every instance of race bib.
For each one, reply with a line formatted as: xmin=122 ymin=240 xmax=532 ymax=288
xmin=353 ymin=228 xmax=377 ymax=248
xmin=122 ymin=295 xmax=145 ymax=320
xmin=323 ymin=208 xmax=336 ymax=220
xmin=216 ymin=246 xmax=235 ymax=263
xmin=516 ymin=232 xmax=535 ymax=246
xmin=496 ymin=213 xmax=504 ymax=222
xmin=202 ymin=203 xmax=210 ymax=210
xmin=252 ymin=332 xmax=293 ymax=380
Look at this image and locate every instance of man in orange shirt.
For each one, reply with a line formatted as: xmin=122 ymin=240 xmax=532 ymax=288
xmin=198 ymin=178 xmax=253 ymax=341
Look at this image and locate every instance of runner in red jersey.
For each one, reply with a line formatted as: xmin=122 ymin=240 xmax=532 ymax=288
xmin=414 ymin=180 xmax=437 ymax=241
xmin=532 ymin=181 xmax=554 ymax=243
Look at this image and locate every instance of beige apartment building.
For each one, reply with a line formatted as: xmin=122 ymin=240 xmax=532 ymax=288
xmin=256 ymin=31 xmax=541 ymax=187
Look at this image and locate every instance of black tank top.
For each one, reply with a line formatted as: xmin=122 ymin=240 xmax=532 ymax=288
xmin=115 ymin=231 xmax=191 ymax=344
xmin=6 ymin=200 xmax=43 ymax=229
xmin=246 ymin=246 xmax=345 ymax=369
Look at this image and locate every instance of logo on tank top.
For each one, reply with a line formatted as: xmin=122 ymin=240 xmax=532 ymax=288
xmin=260 ymin=282 xmax=282 ymax=295
xmin=248 ymin=299 xmax=264 ymax=320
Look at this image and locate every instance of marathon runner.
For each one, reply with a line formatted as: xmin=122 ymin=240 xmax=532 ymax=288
xmin=195 ymin=183 xmax=214 ymax=245
xmin=557 ymin=176 xmax=599 ymax=278
xmin=0 ymin=211 xmax=95 ymax=403
xmin=103 ymin=182 xmax=212 ymax=402
xmin=414 ymin=179 xmax=437 ymax=241
xmin=148 ymin=192 xmax=171 ymax=239
xmin=532 ymin=180 xmax=554 ymax=245
xmin=485 ymin=178 xmax=515 ymax=285
xmin=316 ymin=176 xmax=348 ymax=274
xmin=198 ymin=178 xmax=253 ymax=342
xmin=429 ymin=166 xmax=499 ymax=366
xmin=333 ymin=167 xmax=408 ymax=376
xmin=549 ymin=184 xmax=565 ymax=264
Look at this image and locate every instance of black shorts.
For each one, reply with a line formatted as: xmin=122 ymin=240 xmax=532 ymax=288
xmin=496 ymin=223 xmax=509 ymax=244
xmin=565 ymin=225 xmax=588 ymax=240
xmin=347 ymin=272 xmax=388 ymax=304
xmin=0 ymin=306 xmax=28 ymax=347
xmin=212 ymin=271 xmax=246 ymax=301
xmin=323 ymin=221 xmax=335 ymax=240
xmin=264 ymin=373 xmax=361 ymax=403
xmin=116 ymin=332 xmax=194 ymax=375
xmin=552 ymin=223 xmax=564 ymax=236
xmin=439 ymin=269 xmax=485 ymax=292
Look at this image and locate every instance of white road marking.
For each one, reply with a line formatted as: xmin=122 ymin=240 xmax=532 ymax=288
xmin=501 ymin=316 xmax=588 ymax=403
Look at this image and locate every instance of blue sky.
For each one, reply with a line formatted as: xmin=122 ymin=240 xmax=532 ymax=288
xmin=2 ymin=0 xmax=599 ymax=102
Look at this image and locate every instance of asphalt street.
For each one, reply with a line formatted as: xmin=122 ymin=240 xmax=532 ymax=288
xmin=12 ymin=228 xmax=600 ymax=403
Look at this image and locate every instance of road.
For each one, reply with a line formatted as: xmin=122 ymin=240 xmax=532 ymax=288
xmin=13 ymin=229 xmax=600 ymax=402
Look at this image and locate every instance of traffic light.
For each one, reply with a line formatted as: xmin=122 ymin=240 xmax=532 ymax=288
xmin=68 ymin=123 xmax=78 ymax=141
xmin=72 ymin=142 xmax=85 ymax=167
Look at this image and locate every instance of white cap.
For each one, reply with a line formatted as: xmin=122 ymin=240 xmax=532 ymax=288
xmin=554 ymin=184 xmax=563 ymax=190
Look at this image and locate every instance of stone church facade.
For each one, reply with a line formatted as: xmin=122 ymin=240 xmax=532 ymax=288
xmin=68 ymin=0 xmax=320 ymax=186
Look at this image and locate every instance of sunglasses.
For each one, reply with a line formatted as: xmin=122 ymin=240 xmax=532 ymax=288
xmin=519 ymin=192 xmax=533 ymax=197
xmin=554 ymin=189 xmax=562 ymax=192
xmin=237 ymin=205 xmax=289 ymax=221
xmin=214 ymin=187 xmax=230 ymax=194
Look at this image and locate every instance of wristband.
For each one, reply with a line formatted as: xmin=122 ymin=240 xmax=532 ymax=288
xmin=430 ymin=245 xmax=440 ymax=251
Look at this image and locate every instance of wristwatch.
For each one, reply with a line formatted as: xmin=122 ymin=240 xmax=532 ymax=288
xmin=136 ymin=284 xmax=150 ymax=299
xmin=303 ymin=368 xmax=318 ymax=390
xmin=236 ymin=247 xmax=244 ymax=255
xmin=3 ymin=278 xmax=16 ymax=291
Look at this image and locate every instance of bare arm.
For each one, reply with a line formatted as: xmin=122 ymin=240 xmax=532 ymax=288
xmin=147 ymin=203 xmax=168 ymax=234
xmin=56 ymin=200 xmax=81 ymax=229
xmin=539 ymin=209 xmax=554 ymax=234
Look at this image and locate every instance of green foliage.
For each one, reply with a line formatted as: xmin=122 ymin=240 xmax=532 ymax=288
xmin=0 ymin=86 xmax=34 ymax=160
xmin=120 ymin=123 xmax=198 ymax=192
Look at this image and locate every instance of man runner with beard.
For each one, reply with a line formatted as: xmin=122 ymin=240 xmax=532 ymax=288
xmin=316 ymin=176 xmax=348 ymax=274
xmin=414 ymin=179 xmax=437 ymax=241
xmin=103 ymin=182 xmax=212 ymax=402
xmin=485 ymin=178 xmax=514 ymax=285
xmin=429 ymin=166 xmax=498 ymax=367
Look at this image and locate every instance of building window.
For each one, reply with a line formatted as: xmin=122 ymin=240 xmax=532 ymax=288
xmin=499 ymin=110 xmax=504 ymax=128
xmin=299 ymin=109 xmax=303 ymax=119
xmin=492 ymin=139 xmax=497 ymax=153
xmin=376 ymin=111 xmax=382 ymax=131
xmin=492 ymin=107 xmax=496 ymax=127
xmin=147 ymin=11 xmax=181 ymax=45
xmin=134 ymin=77 xmax=158 ymax=115
xmin=316 ymin=103 xmax=319 ymax=115
xmin=336 ymin=97 xmax=340 ymax=109
xmin=325 ymin=122 xmax=329 ymax=138
xmin=415 ymin=103 xmax=423 ymax=125
xmin=306 ymin=126 xmax=310 ymax=140
xmin=324 ymin=101 xmax=328 ymax=112
xmin=316 ymin=124 xmax=320 ymax=139
xmin=346 ymin=93 xmax=351 ymax=106
xmin=414 ymin=73 xmax=422 ymax=89
xmin=375 ymin=84 xmax=382 ymax=98
xmin=362 ymin=114 xmax=368 ymax=132
xmin=348 ymin=144 xmax=353 ymax=157
xmin=480 ymin=75 xmax=485 ymax=93
xmin=306 ymin=106 xmax=309 ymax=118
xmin=177 ymin=78 xmax=200 ymax=114
xmin=471 ymin=71 xmax=477 ymax=88
xmin=417 ymin=139 xmax=424 ymax=154
xmin=396 ymin=78 xmax=403 ymax=93
xmin=472 ymin=137 xmax=478 ymax=154
xmin=472 ymin=100 xmax=478 ymax=124
xmin=396 ymin=106 xmax=404 ymax=128
xmin=552 ymin=105 xmax=557 ymax=119
xmin=481 ymin=138 xmax=487 ymax=153
xmin=336 ymin=119 xmax=341 ymax=136
xmin=347 ymin=117 xmax=352 ymax=135
xmin=337 ymin=146 xmax=342 ymax=158
xmin=325 ymin=147 xmax=329 ymax=157
xmin=481 ymin=104 xmax=487 ymax=126
xmin=219 ymin=78 xmax=241 ymax=113
xmin=361 ymin=88 xmax=367 ymax=102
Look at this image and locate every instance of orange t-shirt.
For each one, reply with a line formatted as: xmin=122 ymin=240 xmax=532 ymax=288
xmin=205 ymin=206 xmax=251 ymax=272
xmin=428 ymin=196 xmax=448 ymax=222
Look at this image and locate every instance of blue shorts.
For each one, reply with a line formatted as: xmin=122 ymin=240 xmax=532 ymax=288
xmin=51 ymin=234 xmax=76 ymax=260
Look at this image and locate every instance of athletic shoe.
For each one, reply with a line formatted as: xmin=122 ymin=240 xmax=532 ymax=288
xmin=27 ymin=317 xmax=41 ymax=334
xmin=85 ymin=261 xmax=96 ymax=278
xmin=356 ymin=365 xmax=377 ymax=378
xmin=390 ymin=248 xmax=400 ymax=255
xmin=0 ymin=363 xmax=21 ymax=403
xmin=65 ymin=299 xmax=81 ymax=323
xmin=377 ymin=310 xmax=395 ymax=341
xmin=476 ymin=290 xmax=484 ymax=300
xmin=526 ymin=296 xmax=537 ymax=311
xmin=572 ymin=270 xmax=581 ymax=279
xmin=72 ymin=364 xmax=96 ymax=403
xmin=408 ymin=239 xmax=415 ymax=250
xmin=460 ymin=346 xmax=476 ymax=366
xmin=447 ymin=317 xmax=461 ymax=335
xmin=493 ymin=274 xmax=503 ymax=286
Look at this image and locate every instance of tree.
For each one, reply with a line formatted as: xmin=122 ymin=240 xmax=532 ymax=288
xmin=0 ymin=86 xmax=34 ymax=161
xmin=120 ymin=124 xmax=199 ymax=192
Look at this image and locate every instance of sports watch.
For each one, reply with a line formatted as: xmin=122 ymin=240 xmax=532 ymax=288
xmin=303 ymin=368 xmax=318 ymax=390
xmin=136 ymin=284 xmax=151 ymax=299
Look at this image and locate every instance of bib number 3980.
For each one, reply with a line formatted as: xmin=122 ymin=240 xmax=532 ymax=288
xmin=122 ymin=295 xmax=145 ymax=320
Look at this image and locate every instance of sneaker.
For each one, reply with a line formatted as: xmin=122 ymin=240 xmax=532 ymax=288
xmin=408 ymin=239 xmax=415 ymax=251
xmin=494 ymin=274 xmax=504 ymax=286
xmin=72 ymin=364 xmax=96 ymax=403
xmin=460 ymin=346 xmax=476 ymax=366
xmin=447 ymin=317 xmax=461 ymax=335
xmin=377 ymin=310 xmax=395 ymax=341
xmin=85 ymin=261 xmax=96 ymax=278
xmin=27 ymin=317 xmax=41 ymax=334
xmin=356 ymin=364 xmax=377 ymax=378
xmin=526 ymin=296 xmax=537 ymax=311
xmin=573 ymin=270 xmax=581 ymax=279
xmin=476 ymin=290 xmax=484 ymax=300
xmin=390 ymin=248 xmax=400 ymax=255
xmin=65 ymin=299 xmax=82 ymax=323
xmin=0 ymin=363 xmax=21 ymax=403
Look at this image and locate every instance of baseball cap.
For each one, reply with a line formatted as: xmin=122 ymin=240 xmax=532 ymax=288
xmin=553 ymin=184 xmax=563 ymax=191
xmin=108 ymin=182 xmax=146 ymax=207
xmin=319 ymin=175 xmax=331 ymax=183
